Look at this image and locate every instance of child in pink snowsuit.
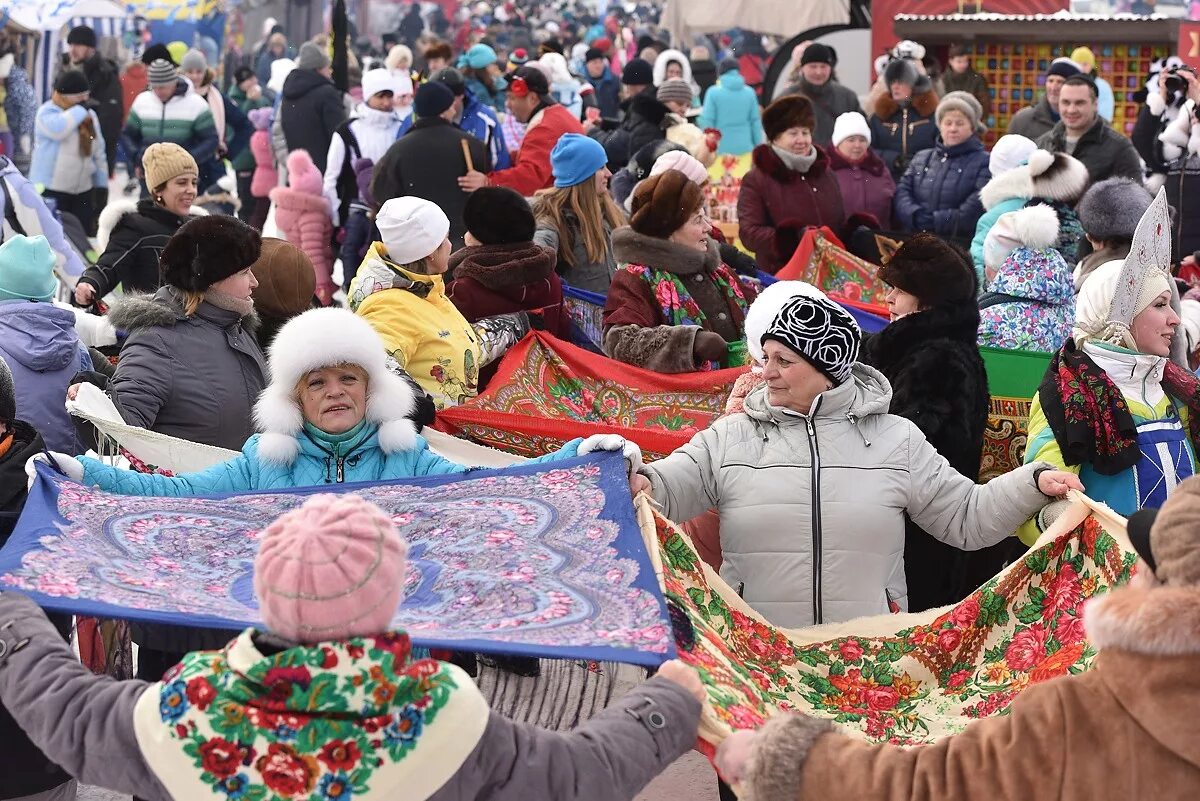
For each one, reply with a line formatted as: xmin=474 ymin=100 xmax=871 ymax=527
xmin=270 ymin=149 xmax=335 ymax=305
xmin=246 ymin=107 xmax=276 ymax=231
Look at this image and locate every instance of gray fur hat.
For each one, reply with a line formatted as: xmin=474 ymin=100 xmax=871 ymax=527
xmin=1077 ymin=177 xmax=1154 ymax=243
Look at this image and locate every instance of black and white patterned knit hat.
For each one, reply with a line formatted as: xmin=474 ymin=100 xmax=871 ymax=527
xmin=762 ymin=295 xmax=861 ymax=384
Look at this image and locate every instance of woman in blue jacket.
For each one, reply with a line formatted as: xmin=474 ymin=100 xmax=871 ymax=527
xmin=893 ymin=92 xmax=991 ymax=244
xmin=34 ymin=308 xmax=635 ymax=495
xmin=697 ymin=59 xmax=763 ymax=156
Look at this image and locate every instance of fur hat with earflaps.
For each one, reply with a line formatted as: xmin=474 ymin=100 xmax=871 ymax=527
xmin=254 ymin=308 xmax=418 ymax=465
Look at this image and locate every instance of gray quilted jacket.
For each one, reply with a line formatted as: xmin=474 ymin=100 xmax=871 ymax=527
xmin=642 ymin=364 xmax=1050 ymax=628
xmin=0 ymin=593 xmax=700 ymax=801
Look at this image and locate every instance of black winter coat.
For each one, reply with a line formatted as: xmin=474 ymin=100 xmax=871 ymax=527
xmin=78 ymin=200 xmax=193 ymax=298
xmin=371 ymin=117 xmax=490 ymax=251
xmin=62 ymin=53 xmax=124 ymax=173
xmin=894 ymin=136 xmax=991 ymax=241
xmin=0 ymin=420 xmax=73 ymax=798
xmin=1036 ymin=117 xmax=1143 ymax=188
xmin=279 ymin=69 xmax=347 ymax=173
xmin=1131 ymin=105 xmax=1200 ymax=261
xmin=860 ymin=301 xmax=1022 ymax=612
xmin=592 ymin=92 xmax=669 ymax=171
xmin=869 ymin=90 xmax=940 ymax=180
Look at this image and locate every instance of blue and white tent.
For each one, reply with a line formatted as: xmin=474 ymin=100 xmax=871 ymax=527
xmin=7 ymin=0 xmax=135 ymax=102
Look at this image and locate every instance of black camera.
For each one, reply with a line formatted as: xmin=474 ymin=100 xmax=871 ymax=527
xmin=1164 ymin=66 xmax=1189 ymax=96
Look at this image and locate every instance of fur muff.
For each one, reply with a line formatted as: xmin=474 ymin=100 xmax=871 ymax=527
xmin=1085 ymin=584 xmax=1200 ymax=657
xmin=762 ymin=95 xmax=816 ymax=141
xmin=254 ymin=308 xmax=418 ymax=465
xmin=741 ymin=713 xmax=834 ymax=801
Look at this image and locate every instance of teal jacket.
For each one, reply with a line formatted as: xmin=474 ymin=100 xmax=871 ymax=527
xmin=79 ymin=426 xmax=582 ymax=496
xmin=698 ymin=71 xmax=763 ymax=156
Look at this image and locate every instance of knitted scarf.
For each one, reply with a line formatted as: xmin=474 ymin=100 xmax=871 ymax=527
xmin=1038 ymin=339 xmax=1200 ymax=475
xmin=131 ymin=629 xmax=488 ymax=801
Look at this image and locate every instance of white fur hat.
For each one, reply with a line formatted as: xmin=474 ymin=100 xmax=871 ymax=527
xmin=744 ymin=280 xmax=829 ymax=366
xmin=361 ymin=68 xmax=400 ymax=100
xmin=831 ymin=112 xmax=871 ymax=147
xmin=254 ymin=308 xmax=418 ymax=465
xmin=375 ymin=197 xmax=450 ymax=265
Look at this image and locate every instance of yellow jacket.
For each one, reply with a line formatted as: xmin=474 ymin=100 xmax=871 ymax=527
xmin=349 ymin=242 xmax=481 ymax=409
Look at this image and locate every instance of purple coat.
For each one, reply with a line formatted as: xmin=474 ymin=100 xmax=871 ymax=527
xmin=0 ymin=301 xmax=91 ymax=453
xmin=826 ymin=146 xmax=896 ymax=229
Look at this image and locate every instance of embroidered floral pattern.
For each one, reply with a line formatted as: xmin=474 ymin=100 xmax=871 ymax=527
xmin=162 ymin=631 xmax=460 ymax=799
xmin=4 ymin=460 xmax=671 ymax=661
xmin=655 ymin=508 xmax=1136 ymax=748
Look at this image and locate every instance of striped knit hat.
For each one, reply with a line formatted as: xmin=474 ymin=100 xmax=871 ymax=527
xmin=254 ymin=494 xmax=409 ymax=643
xmin=147 ymin=58 xmax=178 ymax=86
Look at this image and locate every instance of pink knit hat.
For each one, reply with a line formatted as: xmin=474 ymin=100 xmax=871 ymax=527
xmin=254 ymin=494 xmax=408 ymax=643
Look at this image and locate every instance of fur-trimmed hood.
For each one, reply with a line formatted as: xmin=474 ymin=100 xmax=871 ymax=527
xmin=873 ymin=89 xmax=939 ymax=122
xmin=106 ymin=287 xmax=259 ymax=333
xmin=447 ymin=242 xmax=556 ymax=290
xmin=253 ymin=307 xmax=418 ymax=465
xmin=95 ymin=199 xmax=204 ymax=254
xmin=1085 ymin=582 xmax=1200 ymax=657
xmin=611 ymin=226 xmax=720 ymax=275
xmin=750 ymin=143 xmax=831 ymax=183
xmin=980 ymin=166 xmax=1033 ymax=211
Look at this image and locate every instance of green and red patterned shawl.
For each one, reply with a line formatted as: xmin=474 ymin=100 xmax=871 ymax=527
xmin=642 ymin=495 xmax=1137 ymax=753
xmin=434 ymin=331 xmax=747 ymax=460
xmin=131 ymin=630 xmax=489 ymax=801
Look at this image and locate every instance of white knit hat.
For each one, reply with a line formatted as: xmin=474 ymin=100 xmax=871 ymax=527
xmin=989 ymin=134 xmax=1037 ymax=177
xmin=254 ymin=308 xmax=418 ymax=465
xmin=376 ymin=197 xmax=450 ymax=264
xmin=831 ymin=112 xmax=871 ymax=148
xmin=361 ymin=68 xmax=400 ymax=100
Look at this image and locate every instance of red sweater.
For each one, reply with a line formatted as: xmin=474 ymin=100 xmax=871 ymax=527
xmin=490 ymin=104 xmax=584 ymax=196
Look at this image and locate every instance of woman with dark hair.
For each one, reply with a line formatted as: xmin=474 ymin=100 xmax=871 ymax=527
xmin=74 ymin=143 xmax=202 ymax=306
xmin=863 ymin=233 xmax=1022 ymax=611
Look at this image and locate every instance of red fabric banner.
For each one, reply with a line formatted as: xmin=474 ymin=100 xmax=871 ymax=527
xmin=433 ymin=332 xmax=746 ymax=460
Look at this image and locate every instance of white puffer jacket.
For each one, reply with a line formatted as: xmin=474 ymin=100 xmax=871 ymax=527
xmin=643 ymin=364 xmax=1051 ymax=628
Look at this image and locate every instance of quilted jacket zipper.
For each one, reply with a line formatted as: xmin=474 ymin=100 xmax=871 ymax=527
xmin=804 ymin=398 xmax=824 ymax=625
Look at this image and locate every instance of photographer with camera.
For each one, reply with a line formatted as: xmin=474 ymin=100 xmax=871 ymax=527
xmin=1133 ymin=64 xmax=1200 ymax=262
xmin=28 ymin=69 xmax=109 ymax=234
xmin=869 ymin=57 xmax=939 ymax=182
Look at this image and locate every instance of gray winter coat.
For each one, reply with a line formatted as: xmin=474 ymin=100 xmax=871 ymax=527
xmin=0 ymin=593 xmax=701 ymax=801
xmin=1007 ymin=97 xmax=1058 ymax=142
xmin=106 ymin=287 xmax=267 ymax=451
xmin=534 ymin=212 xmax=617 ymax=295
xmin=642 ymin=364 xmax=1052 ymax=628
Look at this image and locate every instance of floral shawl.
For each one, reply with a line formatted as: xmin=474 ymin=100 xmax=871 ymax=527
xmin=130 ymin=629 xmax=488 ymax=801
xmin=622 ymin=262 xmax=750 ymax=329
xmin=1038 ymin=339 xmax=1200 ymax=475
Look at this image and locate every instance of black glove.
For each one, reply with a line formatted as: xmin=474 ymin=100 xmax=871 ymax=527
xmin=913 ymin=210 xmax=935 ymax=231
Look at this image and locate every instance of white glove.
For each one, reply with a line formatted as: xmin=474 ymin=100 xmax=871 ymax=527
xmin=24 ymin=452 xmax=84 ymax=489
xmin=578 ymin=434 xmax=643 ymax=475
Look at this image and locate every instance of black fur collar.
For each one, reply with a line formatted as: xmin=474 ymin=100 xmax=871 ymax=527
xmin=862 ymin=301 xmax=981 ymax=371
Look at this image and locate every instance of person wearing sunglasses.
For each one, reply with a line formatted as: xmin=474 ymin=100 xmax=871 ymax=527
xmin=457 ymin=66 xmax=584 ymax=197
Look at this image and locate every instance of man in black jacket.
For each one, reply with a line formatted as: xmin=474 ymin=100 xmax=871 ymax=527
xmin=278 ymin=42 xmax=347 ymax=174
xmin=588 ymin=58 xmax=668 ymax=171
xmin=1036 ymin=75 xmax=1142 ymax=188
xmin=371 ymin=81 xmax=490 ymax=251
xmin=0 ymin=360 xmax=75 ymax=801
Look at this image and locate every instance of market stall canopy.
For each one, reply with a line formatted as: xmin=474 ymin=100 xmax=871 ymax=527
xmin=664 ymin=0 xmax=851 ymax=43
xmin=894 ymin=11 xmax=1179 ymax=43
xmin=5 ymin=0 xmax=126 ymax=32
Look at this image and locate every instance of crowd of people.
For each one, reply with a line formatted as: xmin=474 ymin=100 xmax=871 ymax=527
xmin=1 ymin=2 xmax=1200 ymax=800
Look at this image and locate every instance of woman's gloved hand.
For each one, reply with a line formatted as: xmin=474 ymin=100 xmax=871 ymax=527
xmin=694 ymin=331 xmax=728 ymax=364
xmin=24 ymin=452 xmax=84 ymax=489
xmin=578 ymin=434 xmax=644 ymax=476
xmin=714 ymin=728 xmax=759 ymax=786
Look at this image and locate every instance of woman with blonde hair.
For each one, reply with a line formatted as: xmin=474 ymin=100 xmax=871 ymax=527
xmin=533 ymin=134 xmax=625 ymax=293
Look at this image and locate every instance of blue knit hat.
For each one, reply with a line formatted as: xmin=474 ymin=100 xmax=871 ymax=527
xmin=551 ymin=134 xmax=608 ymax=188
xmin=463 ymin=43 xmax=498 ymax=70
xmin=0 ymin=235 xmax=57 ymax=302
